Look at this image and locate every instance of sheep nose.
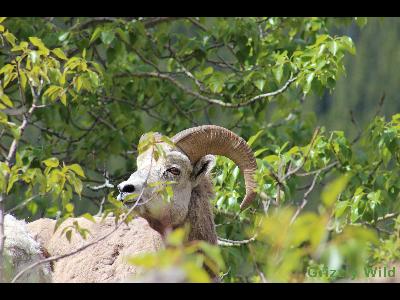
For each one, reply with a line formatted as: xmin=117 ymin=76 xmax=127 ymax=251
xmin=121 ymin=184 xmax=135 ymax=193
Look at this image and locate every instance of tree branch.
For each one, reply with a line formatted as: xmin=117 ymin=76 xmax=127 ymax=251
xmin=118 ymin=71 xmax=298 ymax=108
xmin=217 ymin=235 xmax=257 ymax=247
xmin=296 ymin=161 xmax=339 ymax=177
xmin=290 ymin=170 xmax=321 ymax=224
xmin=86 ymin=179 xmax=114 ymax=191
xmin=282 ymin=126 xmax=321 ymax=181
xmin=143 ymin=17 xmax=183 ymax=28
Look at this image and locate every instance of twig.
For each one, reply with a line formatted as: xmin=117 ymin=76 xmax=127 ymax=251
xmin=290 ymin=170 xmax=321 ymax=225
xmin=70 ymin=17 xmax=119 ymax=31
xmin=0 ymin=106 xmax=27 ymax=115
xmin=282 ymin=127 xmax=321 ymax=181
xmin=296 ymin=161 xmax=338 ymax=177
xmin=349 ymin=92 xmax=386 ymax=145
xmin=219 ymin=267 xmax=231 ymax=281
xmin=186 ymin=17 xmax=209 ymax=32
xmin=374 ymin=92 xmax=386 ymax=118
xmin=118 ymin=71 xmax=298 ymax=108
xmin=367 ymin=159 xmax=383 ymax=182
xmin=88 ymin=111 xmax=116 ymax=131
xmin=255 ymin=264 xmax=267 ymax=283
xmin=5 ymin=195 xmax=40 ymax=214
xmin=131 ymin=47 xmax=161 ymax=72
xmin=69 ymin=17 xmax=178 ymax=33
xmin=170 ymin=97 xmax=199 ymax=126
xmin=142 ymin=17 xmax=182 ymax=28
xmin=96 ymin=195 xmax=106 ymax=217
xmin=350 ymin=110 xmax=362 ymax=144
xmin=166 ymin=44 xmax=209 ymax=94
xmin=86 ymin=179 xmax=114 ymax=191
xmin=217 ymin=235 xmax=257 ymax=247
xmin=370 ymin=212 xmax=399 ymax=225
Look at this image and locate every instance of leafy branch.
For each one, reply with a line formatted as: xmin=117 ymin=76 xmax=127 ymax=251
xmin=118 ymin=71 xmax=299 ymax=108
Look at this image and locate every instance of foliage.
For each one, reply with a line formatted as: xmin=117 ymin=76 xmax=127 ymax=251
xmin=306 ymin=18 xmax=400 ymax=136
xmin=127 ymin=226 xmax=225 ymax=282
xmin=1 ymin=17 xmax=399 ymax=283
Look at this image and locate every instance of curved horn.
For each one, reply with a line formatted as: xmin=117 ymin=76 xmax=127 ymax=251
xmin=172 ymin=125 xmax=257 ymax=210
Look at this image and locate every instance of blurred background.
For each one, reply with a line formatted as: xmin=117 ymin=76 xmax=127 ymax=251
xmin=305 ymin=17 xmax=400 ymax=137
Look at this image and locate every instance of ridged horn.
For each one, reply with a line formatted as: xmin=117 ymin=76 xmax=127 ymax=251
xmin=171 ymin=125 xmax=257 ymax=210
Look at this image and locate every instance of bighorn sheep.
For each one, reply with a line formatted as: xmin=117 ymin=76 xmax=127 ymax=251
xmin=3 ymin=125 xmax=257 ymax=282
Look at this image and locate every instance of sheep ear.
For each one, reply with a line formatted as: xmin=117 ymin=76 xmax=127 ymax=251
xmin=191 ymin=155 xmax=216 ymax=187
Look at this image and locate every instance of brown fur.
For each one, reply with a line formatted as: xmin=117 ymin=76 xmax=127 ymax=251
xmin=185 ymin=176 xmax=217 ymax=244
xmin=142 ymin=175 xmax=217 ymax=244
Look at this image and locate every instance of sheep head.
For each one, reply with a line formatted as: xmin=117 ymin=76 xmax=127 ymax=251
xmin=117 ymin=125 xmax=257 ymax=237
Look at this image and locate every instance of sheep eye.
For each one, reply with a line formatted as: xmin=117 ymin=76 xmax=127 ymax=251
xmin=167 ymin=167 xmax=180 ymax=176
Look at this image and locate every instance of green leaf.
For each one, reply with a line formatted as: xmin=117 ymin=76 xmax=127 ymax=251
xmin=207 ymin=72 xmax=225 ymax=93
xmin=304 ymin=72 xmax=315 ymax=94
xmin=0 ymin=94 xmax=13 ymax=107
xmin=287 ymin=146 xmax=300 ymax=156
xmin=335 ymin=201 xmax=349 ymax=218
xmin=3 ymin=32 xmax=16 ymax=46
xmin=355 ymin=17 xmax=368 ymax=28
xmin=52 ymin=48 xmax=68 ymax=60
xmin=166 ymin=228 xmax=186 ymax=246
xmin=197 ymin=241 xmax=226 ymax=271
xmin=29 ymin=37 xmax=48 ymax=51
xmin=255 ymin=79 xmax=265 ymax=91
xmin=60 ymin=93 xmax=67 ymax=106
xmin=322 ymin=174 xmax=350 ymax=208
xmin=183 ymin=262 xmax=211 ymax=283
xmin=165 ymin=185 xmax=173 ymax=203
xmin=29 ymin=51 xmax=39 ymax=64
xmin=115 ymin=28 xmax=130 ymax=44
xmin=43 ymin=157 xmax=59 ymax=168
xmin=248 ymin=130 xmax=264 ymax=147
xmin=68 ymin=164 xmax=85 ymax=178
xmin=7 ymin=172 xmax=19 ymax=194
xmin=67 ymin=171 xmax=83 ymax=196
xmin=340 ymin=36 xmax=356 ymax=55
xmin=81 ymin=213 xmax=96 ymax=223
xmin=203 ymin=66 xmax=214 ymax=76
xmin=65 ymin=203 xmax=74 ymax=213
xmin=127 ymin=253 xmax=158 ymax=268
xmin=0 ymin=64 xmax=14 ymax=75
xmin=306 ymin=72 xmax=315 ymax=86
xmin=20 ymin=71 xmax=27 ymax=90
xmin=58 ymin=32 xmax=69 ymax=42
xmin=328 ymin=41 xmax=338 ymax=56
xmin=254 ymin=148 xmax=268 ymax=157
xmin=272 ymin=64 xmax=284 ymax=83
xmin=100 ymin=31 xmax=115 ymax=45
xmin=43 ymin=85 xmax=63 ymax=102
xmin=65 ymin=230 xmax=72 ymax=242
xmin=90 ymin=27 xmax=102 ymax=44
xmin=75 ymin=76 xmax=82 ymax=92
xmin=315 ymin=34 xmax=329 ymax=45
xmin=123 ymin=193 xmax=139 ymax=203
xmin=27 ymin=201 xmax=38 ymax=216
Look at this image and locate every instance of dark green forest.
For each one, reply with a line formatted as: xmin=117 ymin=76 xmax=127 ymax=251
xmin=1 ymin=17 xmax=400 ymax=283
